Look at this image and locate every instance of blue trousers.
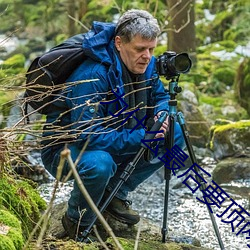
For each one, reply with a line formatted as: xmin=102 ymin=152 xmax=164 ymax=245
xmin=41 ymin=123 xmax=185 ymax=226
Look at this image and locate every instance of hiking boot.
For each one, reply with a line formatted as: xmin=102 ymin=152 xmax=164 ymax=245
xmin=105 ymin=196 xmax=140 ymax=225
xmin=61 ymin=213 xmax=97 ymax=243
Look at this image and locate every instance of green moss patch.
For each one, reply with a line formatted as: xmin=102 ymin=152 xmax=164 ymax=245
xmin=0 ymin=174 xmax=47 ymax=239
xmin=209 ymin=120 xmax=250 ymax=152
xmin=106 ymin=237 xmax=209 ymax=250
xmin=0 ymin=209 xmax=23 ymax=250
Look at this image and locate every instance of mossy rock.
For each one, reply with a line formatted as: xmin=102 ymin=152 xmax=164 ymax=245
xmin=209 ymin=120 xmax=250 ymax=160
xmin=0 ymin=174 xmax=47 ymax=239
xmin=106 ymin=237 xmax=210 ymax=250
xmin=0 ymin=209 xmax=24 ymax=250
xmin=28 ymin=237 xmax=210 ymax=250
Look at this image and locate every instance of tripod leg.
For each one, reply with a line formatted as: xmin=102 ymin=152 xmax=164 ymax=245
xmin=177 ymin=112 xmax=225 ymax=250
xmin=161 ymin=170 xmax=171 ymax=243
xmin=162 ymin=114 xmax=175 ymax=243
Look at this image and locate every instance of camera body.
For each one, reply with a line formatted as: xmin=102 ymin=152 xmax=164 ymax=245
xmin=156 ymin=51 xmax=192 ymax=79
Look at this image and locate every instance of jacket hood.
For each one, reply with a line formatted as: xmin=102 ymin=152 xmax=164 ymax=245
xmin=82 ymin=21 xmax=116 ymax=65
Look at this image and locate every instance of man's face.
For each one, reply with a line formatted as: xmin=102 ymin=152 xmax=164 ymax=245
xmin=115 ymin=35 xmax=157 ymax=74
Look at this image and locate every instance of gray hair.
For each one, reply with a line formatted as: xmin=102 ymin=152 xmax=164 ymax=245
xmin=115 ymin=9 xmax=160 ymax=43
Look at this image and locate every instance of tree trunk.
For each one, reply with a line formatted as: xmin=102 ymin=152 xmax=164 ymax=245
xmin=78 ymin=0 xmax=88 ymax=20
xmin=167 ymin=0 xmax=196 ymax=63
xmin=67 ymin=0 xmax=77 ymax=36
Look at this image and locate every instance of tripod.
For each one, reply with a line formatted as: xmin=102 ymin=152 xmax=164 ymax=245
xmin=82 ymin=77 xmax=225 ymax=249
xmin=161 ymin=76 xmax=225 ymax=249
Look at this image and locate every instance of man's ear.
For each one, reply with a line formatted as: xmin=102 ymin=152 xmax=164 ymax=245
xmin=115 ymin=36 xmax=122 ymax=51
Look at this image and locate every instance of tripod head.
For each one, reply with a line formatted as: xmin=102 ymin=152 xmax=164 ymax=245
xmin=168 ymin=76 xmax=182 ymax=100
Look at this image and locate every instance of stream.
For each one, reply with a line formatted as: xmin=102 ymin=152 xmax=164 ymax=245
xmin=38 ymin=154 xmax=250 ymax=250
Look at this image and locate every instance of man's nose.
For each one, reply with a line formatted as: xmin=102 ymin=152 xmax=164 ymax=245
xmin=142 ymin=49 xmax=151 ymax=59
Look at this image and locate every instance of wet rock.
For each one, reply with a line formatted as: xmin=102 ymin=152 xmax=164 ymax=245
xmin=209 ymin=119 xmax=250 ymax=160
xmin=212 ymin=157 xmax=250 ymax=184
xmin=179 ymin=100 xmax=211 ymax=148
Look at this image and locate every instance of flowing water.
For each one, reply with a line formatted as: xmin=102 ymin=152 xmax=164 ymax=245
xmin=38 ymin=156 xmax=250 ymax=250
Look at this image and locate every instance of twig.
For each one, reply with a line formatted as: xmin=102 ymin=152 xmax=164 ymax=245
xmin=61 ymin=148 xmax=124 ymax=250
xmin=134 ymin=220 xmax=142 ymax=250
xmin=68 ymin=14 xmax=89 ymax=31
xmin=93 ymin=225 xmax=110 ymax=250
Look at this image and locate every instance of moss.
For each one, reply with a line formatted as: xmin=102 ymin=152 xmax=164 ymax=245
xmin=55 ymin=34 xmax=68 ymax=45
xmin=0 ymin=209 xmax=24 ymax=249
xmin=0 ymin=235 xmax=16 ymax=250
xmin=199 ymin=95 xmax=224 ymax=107
xmin=1 ymin=54 xmax=25 ymax=69
xmin=105 ymin=237 xmax=206 ymax=250
xmin=213 ymin=67 xmax=235 ymax=86
xmin=7 ymin=228 xmax=24 ymax=249
xmin=0 ymin=209 xmax=21 ymax=229
xmin=0 ymin=91 xmax=17 ymax=110
xmin=217 ymin=40 xmax=237 ymax=51
xmin=0 ymin=54 xmax=26 ymax=86
xmin=213 ymin=120 xmax=250 ymax=133
xmin=0 ymin=174 xmax=47 ymax=239
xmin=209 ymin=120 xmax=250 ymax=151
xmin=166 ymin=242 xmax=183 ymax=250
xmin=199 ymin=90 xmax=248 ymax=122
xmin=235 ymin=57 xmax=250 ymax=116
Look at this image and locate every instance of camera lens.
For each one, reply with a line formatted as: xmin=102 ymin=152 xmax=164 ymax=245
xmin=174 ymin=53 xmax=192 ymax=73
xmin=156 ymin=51 xmax=192 ymax=79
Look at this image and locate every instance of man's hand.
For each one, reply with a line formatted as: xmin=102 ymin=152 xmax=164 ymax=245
xmin=154 ymin=111 xmax=169 ymax=138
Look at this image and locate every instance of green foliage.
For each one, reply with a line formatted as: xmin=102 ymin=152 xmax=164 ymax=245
xmin=213 ymin=67 xmax=235 ymax=86
xmin=0 ymin=54 xmax=26 ymax=83
xmin=196 ymin=0 xmax=250 ymax=47
xmin=234 ymin=57 xmax=250 ymax=115
xmin=199 ymin=91 xmax=248 ymax=121
xmin=1 ymin=54 xmax=25 ymax=69
xmin=209 ymin=10 xmax=234 ymax=42
xmin=192 ymin=40 xmax=241 ymax=95
xmin=154 ymin=44 xmax=167 ymax=57
xmin=199 ymin=95 xmax=224 ymax=107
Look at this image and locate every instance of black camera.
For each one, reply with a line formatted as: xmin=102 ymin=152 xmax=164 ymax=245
xmin=156 ymin=51 xmax=192 ymax=79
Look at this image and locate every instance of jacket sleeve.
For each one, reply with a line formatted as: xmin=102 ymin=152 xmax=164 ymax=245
xmin=65 ymin=61 xmax=146 ymax=156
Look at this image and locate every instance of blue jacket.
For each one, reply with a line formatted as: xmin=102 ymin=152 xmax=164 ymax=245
xmin=44 ymin=21 xmax=170 ymax=156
